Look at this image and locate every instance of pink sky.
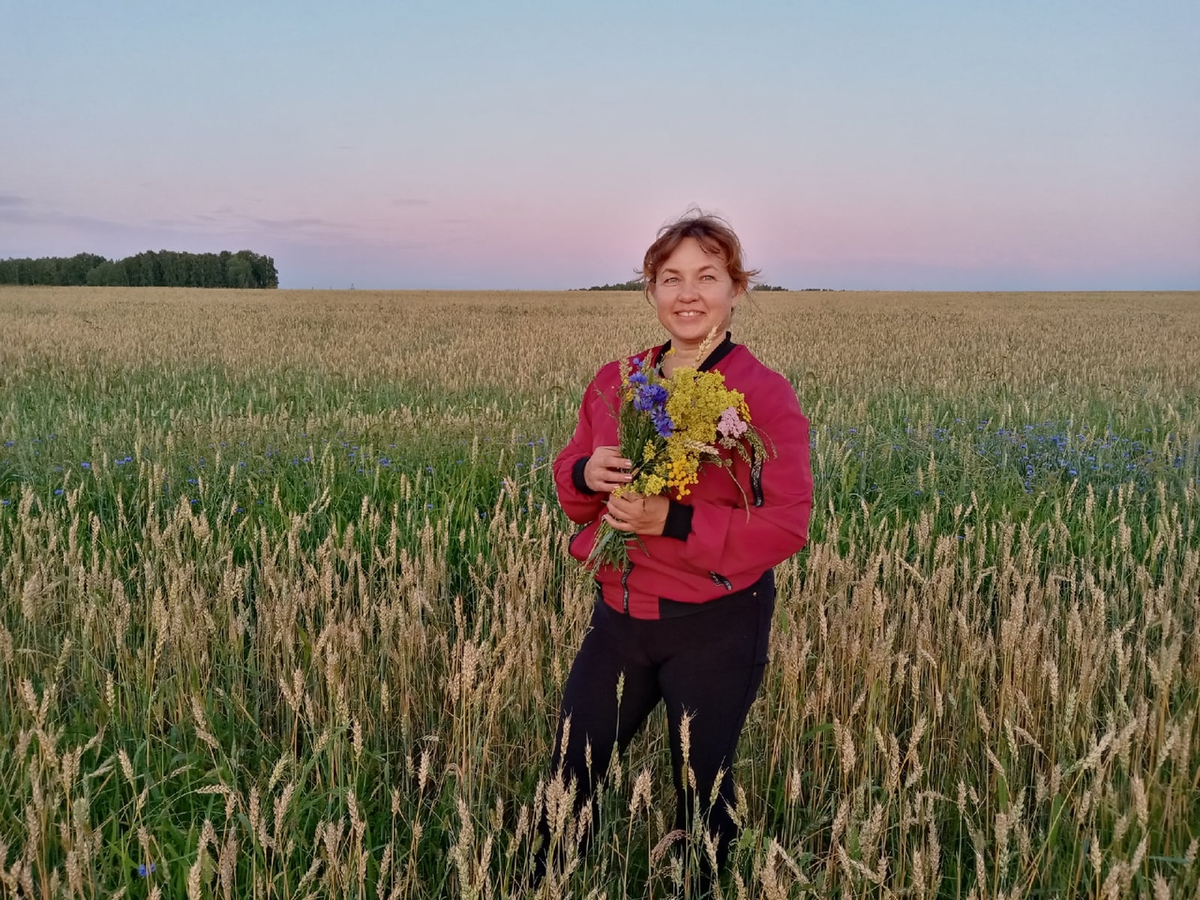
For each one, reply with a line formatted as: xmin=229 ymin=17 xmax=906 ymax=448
xmin=2 ymin=1 xmax=1197 ymax=289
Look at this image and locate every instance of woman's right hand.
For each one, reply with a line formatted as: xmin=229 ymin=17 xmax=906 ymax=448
xmin=584 ymin=446 xmax=633 ymax=494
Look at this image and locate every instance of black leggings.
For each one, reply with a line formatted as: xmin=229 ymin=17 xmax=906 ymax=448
xmin=538 ymin=571 xmax=774 ymax=873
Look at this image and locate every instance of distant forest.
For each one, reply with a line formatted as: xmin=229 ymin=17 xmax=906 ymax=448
xmin=578 ymin=280 xmax=793 ymax=291
xmin=578 ymin=280 xmax=645 ymax=291
xmin=0 ymin=250 xmax=279 ymax=288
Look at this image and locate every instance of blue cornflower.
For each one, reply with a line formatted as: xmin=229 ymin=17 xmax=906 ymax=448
xmin=136 ymin=863 xmax=156 ymax=878
xmin=54 ymin=488 xmax=63 ymax=496
xmin=633 ymin=381 xmax=666 ymax=410
xmin=81 ymin=461 xmax=91 ymax=469
xmin=651 ymin=407 xmax=674 ymax=438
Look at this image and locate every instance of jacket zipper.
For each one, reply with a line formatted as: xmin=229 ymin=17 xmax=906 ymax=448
xmin=710 ymin=571 xmax=733 ymax=590
xmin=750 ymin=448 xmax=765 ymax=507
xmin=621 ymin=561 xmax=633 ymax=613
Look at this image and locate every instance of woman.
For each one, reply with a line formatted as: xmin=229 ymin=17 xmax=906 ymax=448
xmin=540 ymin=212 xmax=813 ymax=879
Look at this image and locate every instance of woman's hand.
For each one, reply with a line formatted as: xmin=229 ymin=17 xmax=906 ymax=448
xmin=584 ymin=446 xmax=633 ymax=493
xmin=604 ymin=492 xmax=669 ymax=536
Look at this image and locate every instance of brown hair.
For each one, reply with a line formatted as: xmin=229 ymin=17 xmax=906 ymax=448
xmin=640 ymin=210 xmax=759 ymax=296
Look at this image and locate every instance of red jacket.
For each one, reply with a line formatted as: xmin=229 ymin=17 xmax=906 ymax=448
xmin=553 ymin=339 xmax=813 ymax=619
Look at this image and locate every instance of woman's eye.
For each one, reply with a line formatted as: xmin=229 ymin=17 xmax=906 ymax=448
xmin=701 ymin=274 xmax=716 ymax=281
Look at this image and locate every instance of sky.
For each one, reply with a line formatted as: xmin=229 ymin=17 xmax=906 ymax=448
xmin=1 ymin=1 xmax=1197 ymax=290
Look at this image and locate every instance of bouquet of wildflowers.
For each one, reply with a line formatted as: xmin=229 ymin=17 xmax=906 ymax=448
xmin=587 ymin=345 xmax=769 ymax=571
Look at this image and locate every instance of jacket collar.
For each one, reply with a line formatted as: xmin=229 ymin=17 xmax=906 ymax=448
xmin=652 ymin=332 xmax=736 ymax=372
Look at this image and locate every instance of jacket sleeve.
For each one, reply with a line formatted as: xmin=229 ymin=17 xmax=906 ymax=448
xmin=677 ymin=375 xmax=813 ymax=574
xmin=553 ymin=372 xmax=610 ymax=525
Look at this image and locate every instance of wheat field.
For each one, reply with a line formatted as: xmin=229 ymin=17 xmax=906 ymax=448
xmin=1 ymin=286 xmax=1198 ymax=899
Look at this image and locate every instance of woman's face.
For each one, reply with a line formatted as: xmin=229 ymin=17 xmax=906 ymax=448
xmin=650 ymin=237 xmax=740 ymax=352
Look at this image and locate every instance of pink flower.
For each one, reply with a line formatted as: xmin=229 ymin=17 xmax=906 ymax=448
xmin=716 ymin=407 xmax=748 ymax=441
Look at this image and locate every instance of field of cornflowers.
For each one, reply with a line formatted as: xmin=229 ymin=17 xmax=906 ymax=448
xmin=1 ymin=285 xmax=1198 ymax=899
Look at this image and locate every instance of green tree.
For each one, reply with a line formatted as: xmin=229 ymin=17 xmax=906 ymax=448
xmin=86 ymin=260 xmax=129 ymax=286
xmin=0 ymin=249 xmax=279 ymax=287
xmin=226 ymin=255 xmax=253 ymax=288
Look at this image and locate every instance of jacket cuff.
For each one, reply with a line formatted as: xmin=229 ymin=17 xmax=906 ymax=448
xmin=662 ymin=499 xmax=693 ymax=541
xmin=572 ymin=456 xmax=597 ymax=495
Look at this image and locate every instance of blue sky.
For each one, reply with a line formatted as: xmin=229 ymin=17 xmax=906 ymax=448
xmin=2 ymin=0 xmax=1197 ymax=289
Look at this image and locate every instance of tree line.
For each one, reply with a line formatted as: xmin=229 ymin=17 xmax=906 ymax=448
xmin=0 ymin=250 xmax=279 ymax=288
xmin=577 ymin=280 xmax=793 ymax=291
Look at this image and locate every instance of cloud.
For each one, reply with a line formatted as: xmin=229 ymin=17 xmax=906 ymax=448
xmin=0 ymin=204 xmax=145 ymax=234
xmin=0 ymin=202 xmax=360 ymax=256
xmin=1 ymin=196 xmax=448 ymax=266
xmin=143 ymin=209 xmax=364 ymax=239
xmin=248 ymin=216 xmax=342 ymax=231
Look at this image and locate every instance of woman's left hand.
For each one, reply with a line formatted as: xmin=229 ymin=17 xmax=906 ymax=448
xmin=604 ymin=492 xmax=669 ymax=535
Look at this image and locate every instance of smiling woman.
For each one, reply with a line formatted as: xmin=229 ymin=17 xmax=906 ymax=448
xmin=642 ymin=216 xmax=759 ymax=374
xmin=536 ymin=211 xmax=814 ymax=887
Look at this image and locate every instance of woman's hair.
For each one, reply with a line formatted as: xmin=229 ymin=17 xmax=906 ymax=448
xmin=640 ymin=210 xmax=760 ymax=296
